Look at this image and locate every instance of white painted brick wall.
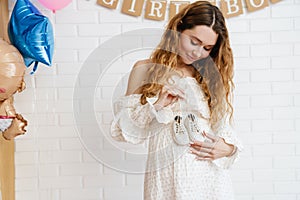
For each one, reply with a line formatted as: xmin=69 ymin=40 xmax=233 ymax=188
xmin=3 ymin=0 xmax=298 ymax=200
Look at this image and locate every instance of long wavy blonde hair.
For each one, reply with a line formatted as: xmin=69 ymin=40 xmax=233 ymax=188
xmin=140 ymin=1 xmax=234 ymax=129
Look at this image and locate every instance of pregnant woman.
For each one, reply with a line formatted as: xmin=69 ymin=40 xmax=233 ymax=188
xmin=111 ymin=1 xmax=243 ymax=199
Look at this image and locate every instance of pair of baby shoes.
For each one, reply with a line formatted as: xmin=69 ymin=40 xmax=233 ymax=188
xmin=172 ymin=113 xmax=205 ymax=146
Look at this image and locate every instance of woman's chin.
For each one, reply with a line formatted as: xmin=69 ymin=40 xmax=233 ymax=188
xmin=181 ymin=57 xmax=193 ymax=65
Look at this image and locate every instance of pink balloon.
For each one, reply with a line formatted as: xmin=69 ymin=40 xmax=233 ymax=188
xmin=38 ymin=0 xmax=72 ymax=13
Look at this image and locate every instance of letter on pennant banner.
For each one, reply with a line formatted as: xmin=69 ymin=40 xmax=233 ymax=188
xmin=169 ymin=1 xmax=189 ymax=20
xmin=270 ymin=0 xmax=282 ymax=3
xmin=145 ymin=0 xmax=167 ymax=21
xmin=245 ymin=0 xmax=268 ymax=12
xmin=220 ymin=0 xmax=243 ymax=18
xmin=122 ymin=0 xmax=144 ymax=16
xmin=97 ymin=0 xmax=119 ymax=9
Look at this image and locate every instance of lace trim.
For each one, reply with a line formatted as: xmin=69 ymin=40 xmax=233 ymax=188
xmin=212 ymin=122 xmax=244 ymax=169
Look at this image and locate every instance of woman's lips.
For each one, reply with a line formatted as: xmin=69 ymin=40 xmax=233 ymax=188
xmin=0 ymin=88 xmax=6 ymax=93
xmin=186 ymin=54 xmax=197 ymax=63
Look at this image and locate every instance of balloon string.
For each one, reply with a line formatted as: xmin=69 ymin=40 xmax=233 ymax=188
xmin=30 ymin=61 xmax=39 ymax=75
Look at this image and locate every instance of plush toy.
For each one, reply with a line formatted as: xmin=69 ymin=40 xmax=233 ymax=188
xmin=0 ymin=38 xmax=27 ymax=140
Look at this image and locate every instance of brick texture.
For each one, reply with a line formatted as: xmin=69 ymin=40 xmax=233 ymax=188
xmin=7 ymin=0 xmax=300 ymax=199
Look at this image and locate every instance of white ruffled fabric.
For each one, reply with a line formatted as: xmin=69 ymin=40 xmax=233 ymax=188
xmin=111 ymin=76 xmax=243 ymax=200
xmin=0 ymin=118 xmax=13 ymax=132
xmin=111 ymin=94 xmax=174 ymax=144
xmin=212 ymin=117 xmax=244 ymax=169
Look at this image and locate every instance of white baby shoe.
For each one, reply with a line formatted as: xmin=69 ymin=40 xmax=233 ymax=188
xmin=185 ymin=113 xmax=205 ymax=142
xmin=172 ymin=115 xmax=190 ymax=146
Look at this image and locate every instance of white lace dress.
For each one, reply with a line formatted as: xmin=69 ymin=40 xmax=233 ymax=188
xmin=111 ymin=76 xmax=243 ymax=200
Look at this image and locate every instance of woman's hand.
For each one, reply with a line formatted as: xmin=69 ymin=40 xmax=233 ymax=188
xmin=154 ymin=85 xmax=185 ymax=110
xmin=189 ymin=131 xmax=235 ymax=161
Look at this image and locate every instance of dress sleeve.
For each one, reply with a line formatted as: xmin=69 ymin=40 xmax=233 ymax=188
xmin=212 ymin=116 xmax=243 ymax=169
xmin=111 ymin=94 xmax=173 ymax=144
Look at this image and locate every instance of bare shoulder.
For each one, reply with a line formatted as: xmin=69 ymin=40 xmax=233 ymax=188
xmin=131 ymin=59 xmax=152 ymax=79
xmin=133 ymin=59 xmax=152 ymax=70
xmin=126 ymin=59 xmax=152 ymax=95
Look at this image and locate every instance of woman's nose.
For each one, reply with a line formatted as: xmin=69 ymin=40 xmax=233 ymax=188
xmin=192 ymin=46 xmax=203 ymax=58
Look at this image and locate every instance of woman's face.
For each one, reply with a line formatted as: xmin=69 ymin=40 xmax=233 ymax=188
xmin=178 ymin=25 xmax=218 ymax=65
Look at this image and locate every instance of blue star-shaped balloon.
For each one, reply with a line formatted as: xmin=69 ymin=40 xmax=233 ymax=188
xmin=8 ymin=0 xmax=54 ymax=74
